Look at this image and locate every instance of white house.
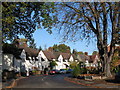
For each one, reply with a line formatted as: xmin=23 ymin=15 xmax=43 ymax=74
xmin=37 ymin=50 xmax=56 ymax=71
xmin=77 ymin=54 xmax=100 ymax=68
xmin=18 ymin=46 xmax=39 ymax=76
xmin=55 ymin=53 xmax=76 ymax=70
xmin=13 ymin=39 xmax=39 ymax=76
xmin=89 ymin=55 xmax=100 ymax=67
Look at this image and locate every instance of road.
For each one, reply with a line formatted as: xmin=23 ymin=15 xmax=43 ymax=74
xmin=14 ymin=74 xmax=89 ymax=88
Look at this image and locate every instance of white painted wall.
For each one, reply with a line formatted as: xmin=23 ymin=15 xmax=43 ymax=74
xmin=20 ymin=49 xmax=26 ymax=61
xmin=2 ymin=54 xmax=14 ymax=71
xmin=69 ymin=55 xmax=74 ymax=62
xmin=55 ymin=55 xmax=69 ymax=70
xmin=37 ymin=51 xmax=50 ymax=70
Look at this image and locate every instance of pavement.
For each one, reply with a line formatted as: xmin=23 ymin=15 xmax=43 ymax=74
xmin=65 ymin=76 xmax=120 ymax=88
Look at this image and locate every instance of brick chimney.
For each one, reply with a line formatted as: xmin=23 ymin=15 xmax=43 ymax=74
xmin=22 ymin=42 xmax=28 ymax=47
xmin=84 ymin=52 xmax=88 ymax=55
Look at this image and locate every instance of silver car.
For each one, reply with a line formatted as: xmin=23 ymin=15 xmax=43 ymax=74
xmin=59 ymin=69 xmax=66 ymax=74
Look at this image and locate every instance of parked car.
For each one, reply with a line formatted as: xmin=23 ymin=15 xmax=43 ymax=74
xmin=49 ymin=70 xmax=56 ymax=75
xmin=59 ymin=69 xmax=66 ymax=74
xmin=66 ymin=69 xmax=73 ymax=73
xmin=52 ymin=69 xmax=60 ymax=74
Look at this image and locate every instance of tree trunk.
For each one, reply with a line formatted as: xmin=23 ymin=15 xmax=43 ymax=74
xmin=106 ymin=61 xmax=112 ymax=77
xmin=103 ymin=53 xmax=113 ymax=78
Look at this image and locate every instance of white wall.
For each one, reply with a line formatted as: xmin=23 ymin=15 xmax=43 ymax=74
xmin=69 ymin=55 xmax=74 ymax=62
xmin=2 ymin=54 xmax=14 ymax=71
xmin=20 ymin=49 xmax=26 ymax=61
xmin=56 ymin=55 xmax=69 ymax=70
xmin=37 ymin=51 xmax=50 ymax=70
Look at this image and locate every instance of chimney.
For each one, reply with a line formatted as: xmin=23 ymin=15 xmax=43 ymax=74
xmin=84 ymin=52 xmax=88 ymax=56
xmin=23 ymin=42 xmax=28 ymax=47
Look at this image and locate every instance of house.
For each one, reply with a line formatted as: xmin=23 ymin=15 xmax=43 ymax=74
xmin=55 ymin=53 xmax=77 ymax=70
xmin=77 ymin=53 xmax=100 ymax=69
xmin=89 ymin=54 xmax=100 ymax=67
xmin=2 ymin=43 xmax=24 ymax=80
xmin=77 ymin=54 xmax=90 ymax=67
xmin=38 ymin=50 xmax=77 ymax=70
xmin=17 ymin=43 xmax=39 ymax=76
xmin=37 ymin=50 xmax=56 ymax=71
xmin=2 ymin=43 xmax=22 ymax=72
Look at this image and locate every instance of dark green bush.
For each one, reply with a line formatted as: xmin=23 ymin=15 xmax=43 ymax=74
xmin=72 ymin=65 xmax=80 ymax=77
xmin=80 ymin=68 xmax=87 ymax=74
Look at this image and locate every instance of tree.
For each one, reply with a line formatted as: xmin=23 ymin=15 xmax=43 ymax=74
xmin=92 ymin=51 xmax=98 ymax=55
xmin=72 ymin=64 xmax=80 ymax=77
xmin=2 ymin=43 xmax=20 ymax=58
xmin=77 ymin=52 xmax=84 ymax=55
xmin=29 ymin=39 xmax=37 ymax=49
xmin=53 ymin=2 xmax=120 ymax=77
xmin=111 ymin=48 xmax=120 ymax=73
xmin=49 ymin=61 xmax=57 ymax=70
xmin=52 ymin=44 xmax=71 ymax=53
xmin=2 ymin=2 xmax=56 ymax=42
xmin=39 ymin=46 xmax=42 ymax=51
xmin=70 ymin=61 xmax=78 ymax=69
xmin=72 ymin=49 xmax=78 ymax=56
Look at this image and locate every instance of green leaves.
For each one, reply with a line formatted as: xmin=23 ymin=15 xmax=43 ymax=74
xmin=50 ymin=61 xmax=57 ymax=70
xmin=2 ymin=2 xmax=56 ymax=42
xmin=52 ymin=44 xmax=71 ymax=53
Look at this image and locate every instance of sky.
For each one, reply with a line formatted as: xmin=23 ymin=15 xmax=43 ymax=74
xmin=33 ymin=28 xmax=98 ymax=55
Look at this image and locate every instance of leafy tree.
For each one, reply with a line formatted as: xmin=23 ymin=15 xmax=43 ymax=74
xmin=111 ymin=48 xmax=120 ymax=73
xmin=72 ymin=49 xmax=78 ymax=56
xmin=53 ymin=2 xmax=120 ymax=77
xmin=2 ymin=43 xmax=20 ymax=58
xmin=49 ymin=61 xmax=57 ymax=70
xmin=39 ymin=46 xmax=42 ymax=51
xmin=29 ymin=39 xmax=37 ymax=49
xmin=77 ymin=52 xmax=84 ymax=55
xmin=2 ymin=2 xmax=56 ymax=42
xmin=70 ymin=61 xmax=78 ymax=69
xmin=92 ymin=51 xmax=98 ymax=55
xmin=52 ymin=44 xmax=71 ymax=53
xmin=52 ymin=44 xmax=59 ymax=52
xmin=72 ymin=65 xmax=80 ymax=77
xmin=13 ymin=38 xmax=27 ymax=46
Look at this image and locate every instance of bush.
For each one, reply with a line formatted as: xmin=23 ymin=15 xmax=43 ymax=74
xmin=80 ymin=68 xmax=87 ymax=74
xmin=72 ymin=65 xmax=80 ymax=77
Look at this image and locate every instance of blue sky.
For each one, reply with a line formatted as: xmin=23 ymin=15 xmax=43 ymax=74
xmin=33 ymin=28 xmax=98 ymax=55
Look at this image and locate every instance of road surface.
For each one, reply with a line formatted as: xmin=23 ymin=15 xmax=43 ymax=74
xmin=14 ymin=74 xmax=89 ymax=88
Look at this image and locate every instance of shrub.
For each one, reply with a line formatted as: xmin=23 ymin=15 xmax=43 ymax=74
xmin=72 ymin=65 xmax=80 ymax=77
xmin=70 ymin=61 xmax=78 ymax=69
xmin=80 ymin=68 xmax=87 ymax=74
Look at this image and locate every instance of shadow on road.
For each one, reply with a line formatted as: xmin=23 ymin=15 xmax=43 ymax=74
xmin=105 ymin=79 xmax=120 ymax=84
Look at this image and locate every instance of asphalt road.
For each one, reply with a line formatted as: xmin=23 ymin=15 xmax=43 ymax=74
xmin=14 ymin=74 xmax=89 ymax=88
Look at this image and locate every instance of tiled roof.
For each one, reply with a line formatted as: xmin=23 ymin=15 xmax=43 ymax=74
xmin=18 ymin=45 xmax=39 ymax=57
xmin=43 ymin=51 xmax=56 ymax=60
xmin=77 ymin=54 xmax=86 ymax=62
xmin=71 ymin=54 xmax=78 ymax=60
xmin=60 ymin=53 xmax=71 ymax=59
xmin=89 ymin=55 xmax=97 ymax=62
xmin=77 ymin=54 xmax=91 ymax=62
xmin=52 ymin=51 xmax=60 ymax=59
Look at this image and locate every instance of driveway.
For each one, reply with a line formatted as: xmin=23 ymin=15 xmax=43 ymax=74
xmin=14 ymin=74 xmax=89 ymax=88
